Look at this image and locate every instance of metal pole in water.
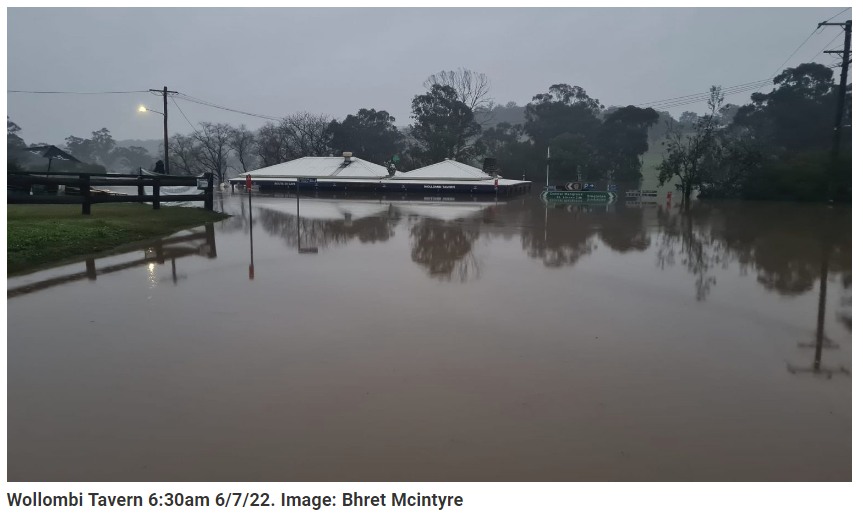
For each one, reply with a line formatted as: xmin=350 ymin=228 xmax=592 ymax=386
xmin=545 ymin=147 xmax=550 ymax=187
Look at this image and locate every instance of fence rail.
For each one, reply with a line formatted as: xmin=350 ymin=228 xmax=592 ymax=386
xmin=7 ymin=170 xmax=214 ymax=214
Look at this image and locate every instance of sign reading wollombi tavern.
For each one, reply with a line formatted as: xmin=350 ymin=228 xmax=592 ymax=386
xmin=541 ymin=190 xmax=618 ymax=204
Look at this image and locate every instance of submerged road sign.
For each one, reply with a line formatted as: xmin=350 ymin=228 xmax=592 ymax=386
xmin=541 ymin=190 xmax=618 ymax=204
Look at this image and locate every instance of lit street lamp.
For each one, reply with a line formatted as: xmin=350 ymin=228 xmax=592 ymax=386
xmin=137 ymin=104 xmax=169 ymax=174
xmin=138 ymin=105 xmax=163 ymax=116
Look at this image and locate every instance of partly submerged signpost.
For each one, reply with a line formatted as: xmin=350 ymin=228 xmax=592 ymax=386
xmin=541 ymin=190 xmax=618 ymax=204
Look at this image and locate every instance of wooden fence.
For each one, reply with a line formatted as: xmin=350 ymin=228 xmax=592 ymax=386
xmin=7 ymin=171 xmax=214 ymax=214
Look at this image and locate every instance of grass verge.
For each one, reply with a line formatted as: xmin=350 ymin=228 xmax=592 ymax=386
xmin=8 ymin=204 xmax=229 ymax=275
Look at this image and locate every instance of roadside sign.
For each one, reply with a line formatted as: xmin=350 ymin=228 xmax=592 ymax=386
xmin=541 ymin=190 xmax=618 ymax=204
xmin=625 ymin=189 xmax=658 ymax=198
xmin=245 ymin=174 xmax=252 ymax=189
xmin=299 ymin=177 xmax=317 ymax=184
xmin=608 ymin=184 xmax=617 ymax=192
xmin=197 ymin=177 xmax=209 ymax=190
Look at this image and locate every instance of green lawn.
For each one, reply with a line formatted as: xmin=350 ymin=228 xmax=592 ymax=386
xmin=7 ymin=204 xmax=229 ymax=275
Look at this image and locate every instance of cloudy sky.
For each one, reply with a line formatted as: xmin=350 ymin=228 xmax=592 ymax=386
xmin=7 ymin=7 xmax=851 ymax=145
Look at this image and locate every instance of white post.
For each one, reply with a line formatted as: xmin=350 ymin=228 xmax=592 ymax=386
xmin=545 ymin=146 xmax=550 ymax=187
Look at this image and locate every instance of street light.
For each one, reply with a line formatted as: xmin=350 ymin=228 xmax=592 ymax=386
xmin=137 ymin=105 xmax=168 ymax=174
xmin=138 ymin=105 xmax=163 ymax=115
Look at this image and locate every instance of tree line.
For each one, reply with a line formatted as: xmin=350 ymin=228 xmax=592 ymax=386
xmin=658 ymin=63 xmax=851 ymax=204
xmin=7 ymin=63 xmax=851 ymax=202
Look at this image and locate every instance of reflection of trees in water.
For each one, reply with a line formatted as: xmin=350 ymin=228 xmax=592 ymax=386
xmin=837 ymin=273 xmax=851 ymax=331
xmin=254 ymin=205 xmax=398 ymax=250
xmin=520 ymin=205 xmax=598 ymax=267
xmin=707 ymin=203 xmax=850 ymax=297
xmin=409 ymin=217 xmax=482 ymax=282
xmin=654 ymin=202 xmax=851 ymax=301
xmin=655 ymin=206 xmax=727 ymax=301
xmin=597 ymin=206 xmax=651 ymax=252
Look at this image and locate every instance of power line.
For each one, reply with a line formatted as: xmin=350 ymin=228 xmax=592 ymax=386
xmin=7 ymin=89 xmax=148 ymax=94
xmin=651 ymin=83 xmax=769 ymax=107
xmin=171 ymin=96 xmax=197 ymax=132
xmin=635 ymin=81 xmax=770 ymax=111
xmin=824 ymin=7 xmax=851 ymax=23
xmin=755 ymin=27 xmax=820 ymax=93
xmin=633 ymin=79 xmax=769 ymax=107
xmin=808 ymin=31 xmax=845 ymax=62
xmin=174 ymin=93 xmax=281 ymax=121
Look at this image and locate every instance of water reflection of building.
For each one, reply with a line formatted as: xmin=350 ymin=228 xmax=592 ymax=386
xmin=239 ymin=193 xmax=506 ymax=283
xmin=8 ymin=224 xmax=218 ymax=298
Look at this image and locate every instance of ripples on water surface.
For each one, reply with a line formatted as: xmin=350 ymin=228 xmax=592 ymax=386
xmin=7 ymin=192 xmax=851 ymax=481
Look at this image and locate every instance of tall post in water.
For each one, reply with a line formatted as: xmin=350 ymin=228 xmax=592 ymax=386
xmin=545 ymin=147 xmax=550 ymax=187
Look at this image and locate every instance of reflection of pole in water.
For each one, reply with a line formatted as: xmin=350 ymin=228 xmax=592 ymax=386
xmin=296 ymin=195 xmax=319 ymax=254
xmin=544 ymin=203 xmax=548 ymax=242
xmin=248 ymin=190 xmax=254 ymax=280
xmin=787 ymin=244 xmax=850 ymax=379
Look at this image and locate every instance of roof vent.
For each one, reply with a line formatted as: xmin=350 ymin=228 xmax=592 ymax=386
xmin=342 ymin=152 xmax=352 ymax=165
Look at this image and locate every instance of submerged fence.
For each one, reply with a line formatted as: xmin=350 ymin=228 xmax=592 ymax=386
xmin=7 ymin=171 xmax=215 ymax=214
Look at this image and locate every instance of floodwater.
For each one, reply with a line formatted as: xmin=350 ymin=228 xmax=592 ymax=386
xmin=7 ymin=192 xmax=851 ymax=481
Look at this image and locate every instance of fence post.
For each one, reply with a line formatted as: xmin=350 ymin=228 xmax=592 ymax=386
xmin=205 ymin=173 xmax=214 ymax=211
xmin=81 ymin=174 xmax=91 ymax=215
xmin=137 ymin=167 xmax=145 ymax=198
xmin=153 ymin=178 xmax=161 ymax=210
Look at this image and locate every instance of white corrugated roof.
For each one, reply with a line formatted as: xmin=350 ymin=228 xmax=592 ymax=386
xmin=241 ymin=157 xmax=389 ymax=179
xmin=394 ymin=159 xmax=491 ymax=180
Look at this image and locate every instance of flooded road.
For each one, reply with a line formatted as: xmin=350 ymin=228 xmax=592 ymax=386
xmin=7 ymin=192 xmax=851 ymax=481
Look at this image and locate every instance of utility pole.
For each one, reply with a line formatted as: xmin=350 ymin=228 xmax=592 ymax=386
xmin=148 ymin=86 xmax=178 ymax=175
xmin=818 ymin=19 xmax=852 ymax=200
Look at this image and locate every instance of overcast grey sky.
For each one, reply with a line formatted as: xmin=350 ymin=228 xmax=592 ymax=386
xmin=7 ymin=7 xmax=852 ymax=145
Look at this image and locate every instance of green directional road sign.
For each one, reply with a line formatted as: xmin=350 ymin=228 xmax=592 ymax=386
xmin=541 ymin=190 xmax=618 ymax=204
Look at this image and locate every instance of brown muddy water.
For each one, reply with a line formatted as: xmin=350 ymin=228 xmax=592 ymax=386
xmin=7 ymin=192 xmax=851 ymax=481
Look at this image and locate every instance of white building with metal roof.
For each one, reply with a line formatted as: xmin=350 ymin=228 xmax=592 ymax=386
xmin=230 ymin=154 xmax=531 ymax=195
xmin=238 ymin=154 xmax=389 ymax=179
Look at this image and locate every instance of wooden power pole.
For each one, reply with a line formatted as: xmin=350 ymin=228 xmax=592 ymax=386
xmin=818 ymin=19 xmax=852 ymax=200
xmin=148 ymin=86 xmax=178 ymax=175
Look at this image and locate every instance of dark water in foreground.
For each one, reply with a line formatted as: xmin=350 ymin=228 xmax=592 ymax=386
xmin=7 ymin=193 xmax=851 ymax=481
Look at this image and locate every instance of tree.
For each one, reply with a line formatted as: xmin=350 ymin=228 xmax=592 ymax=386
xmin=90 ymin=127 xmax=116 ymax=165
xmin=255 ymin=121 xmax=291 ymax=167
xmin=280 ymin=111 xmax=332 ymax=158
xmin=524 ymin=84 xmax=603 ymax=151
xmin=678 ymin=111 xmax=699 ymax=127
xmin=326 ymin=108 xmax=403 ymax=165
xmin=64 ymin=135 xmax=97 ymax=163
xmin=64 ymin=127 xmax=116 ymax=166
xmin=423 ymin=68 xmax=493 ymax=121
xmin=597 ymin=106 xmax=659 ymax=182
xmin=409 ymin=84 xmax=481 ymax=165
xmin=732 ymin=63 xmax=836 ymax=151
xmin=549 ymin=132 xmax=603 ymax=181
xmin=193 ymin=122 xmax=232 ymax=183
xmin=110 ymin=145 xmax=153 ymax=173
xmin=657 ymin=86 xmax=725 ymax=206
xmin=228 ymin=124 xmax=257 ymax=173
xmin=476 ymin=122 xmax=522 ymax=158
xmin=7 ymin=117 xmax=25 ymax=150
xmin=169 ymin=133 xmax=204 ymax=176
